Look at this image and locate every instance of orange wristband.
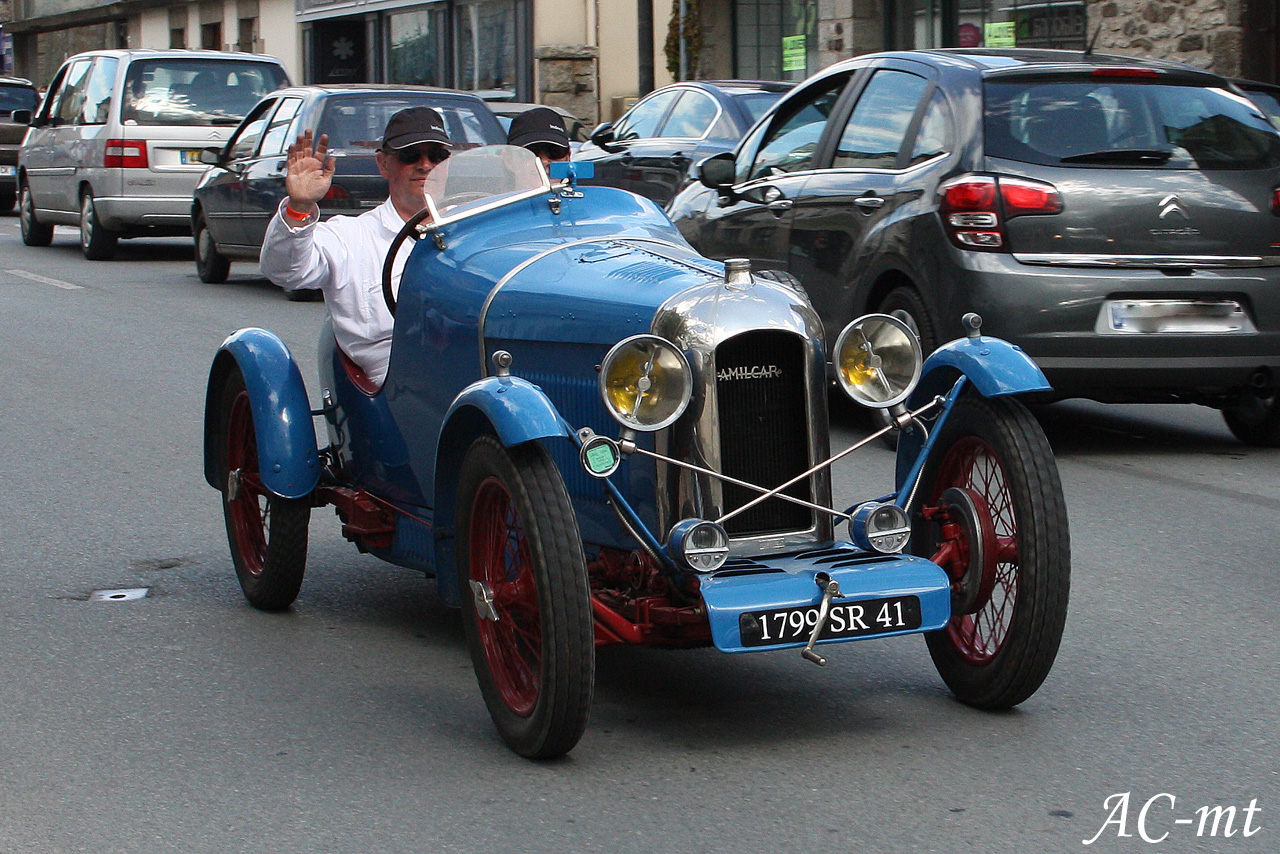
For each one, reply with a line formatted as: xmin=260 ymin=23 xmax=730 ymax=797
xmin=284 ymin=202 xmax=312 ymax=222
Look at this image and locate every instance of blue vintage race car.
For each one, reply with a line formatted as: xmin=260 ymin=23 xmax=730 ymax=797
xmin=203 ymin=146 xmax=1070 ymax=759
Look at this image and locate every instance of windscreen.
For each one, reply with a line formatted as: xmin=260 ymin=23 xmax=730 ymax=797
xmin=0 ymin=84 xmax=38 ymax=116
xmin=121 ymin=60 xmax=289 ymax=126
xmin=318 ymin=95 xmax=502 ymax=155
xmin=424 ymin=145 xmax=549 ymax=219
xmin=984 ymin=78 xmax=1280 ymax=169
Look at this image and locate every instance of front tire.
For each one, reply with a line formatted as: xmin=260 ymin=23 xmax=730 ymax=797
xmin=1222 ymin=390 xmax=1280 ymax=447
xmin=219 ymin=368 xmax=309 ymax=610
xmin=20 ymin=184 xmax=53 ymax=246
xmin=456 ymin=435 xmax=594 ymax=759
xmin=878 ymin=285 xmax=937 ymax=355
xmin=912 ymin=394 xmax=1069 ymax=709
xmin=80 ymin=191 xmax=119 ymax=261
xmin=194 ymin=210 xmax=231 ymax=283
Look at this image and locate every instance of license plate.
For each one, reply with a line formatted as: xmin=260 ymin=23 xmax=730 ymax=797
xmin=0 ymin=165 xmax=14 ymax=177
xmin=180 ymin=149 xmax=204 ymax=165
xmin=739 ymin=595 xmax=922 ymax=647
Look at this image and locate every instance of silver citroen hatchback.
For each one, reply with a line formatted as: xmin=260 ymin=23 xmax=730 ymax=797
xmin=18 ymin=49 xmax=289 ymax=260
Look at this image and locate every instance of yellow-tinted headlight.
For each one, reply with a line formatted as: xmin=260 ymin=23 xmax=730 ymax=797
xmin=834 ymin=314 xmax=922 ymax=408
xmin=598 ymin=335 xmax=693 ymax=431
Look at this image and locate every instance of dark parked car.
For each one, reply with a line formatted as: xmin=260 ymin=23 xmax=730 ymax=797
xmin=0 ymin=76 xmax=40 ymax=212
xmin=669 ymin=50 xmax=1280 ymax=445
xmin=575 ymin=80 xmax=792 ymax=205
xmin=192 ymin=84 xmax=506 ymax=287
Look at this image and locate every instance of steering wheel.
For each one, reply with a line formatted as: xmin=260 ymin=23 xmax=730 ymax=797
xmin=381 ymin=204 xmax=435 ymax=317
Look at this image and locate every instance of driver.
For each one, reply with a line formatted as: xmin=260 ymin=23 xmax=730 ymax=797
xmin=259 ymin=106 xmax=453 ymax=388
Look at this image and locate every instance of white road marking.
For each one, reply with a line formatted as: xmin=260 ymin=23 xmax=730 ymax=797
xmin=4 ymin=268 xmax=84 ymax=290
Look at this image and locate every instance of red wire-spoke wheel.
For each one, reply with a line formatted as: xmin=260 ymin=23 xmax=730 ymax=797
xmin=913 ymin=393 xmax=1070 ymax=710
xmin=456 ymin=435 xmax=594 ymax=759
xmin=219 ymin=369 xmax=309 ymax=611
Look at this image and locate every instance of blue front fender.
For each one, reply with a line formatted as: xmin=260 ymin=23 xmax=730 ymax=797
xmin=912 ymin=335 xmax=1051 ymax=405
xmin=443 ymin=375 xmax=573 ymax=448
xmin=203 ymin=328 xmax=320 ymax=499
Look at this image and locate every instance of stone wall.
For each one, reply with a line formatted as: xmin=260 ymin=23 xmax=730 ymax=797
xmin=1087 ymin=0 xmax=1244 ymax=76
xmin=536 ymin=44 xmax=598 ymax=124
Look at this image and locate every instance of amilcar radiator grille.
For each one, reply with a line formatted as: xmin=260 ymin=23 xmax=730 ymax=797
xmin=714 ymin=330 xmax=812 ymax=537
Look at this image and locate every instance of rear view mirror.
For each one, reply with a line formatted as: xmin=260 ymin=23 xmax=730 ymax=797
xmin=698 ymin=152 xmax=736 ymax=190
xmin=589 ymin=121 xmax=622 ymax=152
xmin=10 ymin=109 xmax=32 ymax=125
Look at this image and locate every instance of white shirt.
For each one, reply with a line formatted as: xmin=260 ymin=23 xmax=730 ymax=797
xmin=259 ymin=198 xmax=408 ymax=387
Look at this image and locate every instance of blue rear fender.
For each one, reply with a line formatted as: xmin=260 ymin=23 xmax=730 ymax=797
xmin=203 ymin=328 xmax=320 ymax=500
xmin=431 ymin=375 xmax=575 ymax=607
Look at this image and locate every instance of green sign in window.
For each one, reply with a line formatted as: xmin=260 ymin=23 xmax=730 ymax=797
xmin=782 ymin=35 xmax=806 ymax=72
xmin=985 ymin=22 xmax=1016 ymax=47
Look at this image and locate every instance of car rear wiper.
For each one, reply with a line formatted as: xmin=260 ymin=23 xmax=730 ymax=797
xmin=1059 ymin=148 xmax=1174 ymax=164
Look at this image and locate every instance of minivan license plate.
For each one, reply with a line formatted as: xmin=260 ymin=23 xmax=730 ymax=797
xmin=181 ymin=149 xmax=204 ymax=165
xmin=739 ymin=595 xmax=922 ymax=647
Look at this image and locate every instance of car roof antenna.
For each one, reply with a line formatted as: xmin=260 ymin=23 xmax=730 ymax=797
xmin=1083 ymin=23 xmax=1103 ymax=57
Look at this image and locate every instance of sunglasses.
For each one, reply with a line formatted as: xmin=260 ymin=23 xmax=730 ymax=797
xmin=528 ymin=142 xmax=570 ymax=161
xmin=389 ymin=145 xmax=450 ymax=165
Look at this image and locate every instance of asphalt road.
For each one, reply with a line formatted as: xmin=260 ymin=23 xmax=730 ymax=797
xmin=0 ymin=217 xmax=1276 ymax=854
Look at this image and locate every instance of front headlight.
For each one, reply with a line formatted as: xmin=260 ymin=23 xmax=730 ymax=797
xmin=667 ymin=519 xmax=730 ymax=573
xmin=833 ymin=314 xmax=922 ymax=408
xmin=849 ymin=501 xmax=911 ymax=554
xmin=598 ymin=334 xmax=693 ymax=431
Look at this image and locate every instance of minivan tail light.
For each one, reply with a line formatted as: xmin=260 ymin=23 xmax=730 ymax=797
xmin=104 ymin=139 xmax=148 ymax=169
xmin=938 ymin=174 xmax=1061 ymax=251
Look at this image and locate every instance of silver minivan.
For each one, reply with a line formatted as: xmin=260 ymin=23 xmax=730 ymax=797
xmin=18 ymin=49 xmax=289 ymax=259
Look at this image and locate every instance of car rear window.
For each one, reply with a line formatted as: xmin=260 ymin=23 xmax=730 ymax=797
xmin=318 ymin=95 xmax=503 ymax=154
xmin=121 ymin=59 xmax=289 ymax=126
xmin=984 ymin=78 xmax=1280 ymax=170
xmin=736 ymin=91 xmax=786 ymax=124
xmin=0 ymin=84 xmax=38 ymax=116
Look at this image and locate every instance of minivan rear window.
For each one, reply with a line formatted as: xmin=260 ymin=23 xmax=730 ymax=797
xmin=121 ymin=59 xmax=288 ymax=126
xmin=984 ymin=78 xmax=1280 ymax=170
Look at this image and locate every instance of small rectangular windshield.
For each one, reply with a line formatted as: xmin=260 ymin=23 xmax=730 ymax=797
xmin=121 ymin=60 xmax=288 ymax=126
xmin=985 ymin=78 xmax=1280 ymax=169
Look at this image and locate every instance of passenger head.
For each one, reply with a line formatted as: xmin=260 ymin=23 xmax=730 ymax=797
xmin=377 ymin=106 xmax=452 ymax=218
xmin=507 ymin=107 xmax=571 ymax=168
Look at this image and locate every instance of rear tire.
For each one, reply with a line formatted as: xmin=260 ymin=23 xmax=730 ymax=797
xmin=912 ymin=393 xmax=1069 ymax=710
xmin=1222 ymin=390 xmax=1280 ymax=447
xmin=194 ymin=210 xmax=231 ymax=284
xmin=878 ymin=286 xmax=937 ymax=355
xmin=20 ymin=184 xmax=53 ymax=246
xmin=0 ymin=188 xmax=15 ymax=213
xmin=456 ymin=435 xmax=594 ymax=759
xmin=80 ymin=191 xmax=118 ymax=261
xmin=218 ymin=368 xmax=310 ymax=610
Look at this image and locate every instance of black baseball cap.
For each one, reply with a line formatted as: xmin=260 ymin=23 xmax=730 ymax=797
xmin=506 ymin=107 xmax=570 ymax=153
xmin=382 ymin=107 xmax=451 ymax=150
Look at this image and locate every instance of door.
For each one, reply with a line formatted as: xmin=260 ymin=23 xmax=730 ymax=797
xmin=578 ymin=87 xmax=681 ymax=197
xmin=26 ymin=58 xmax=92 ymax=218
xmin=786 ymin=65 xmax=938 ymax=339
xmin=202 ymin=97 xmax=278 ymax=246
xmin=239 ymin=97 xmax=303 ymax=248
xmin=695 ymin=71 xmax=854 ymax=274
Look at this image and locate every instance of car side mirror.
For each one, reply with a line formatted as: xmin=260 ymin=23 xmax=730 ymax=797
xmin=10 ymin=109 xmax=32 ymax=125
xmin=590 ymin=121 xmax=622 ymax=153
xmin=199 ymin=146 xmax=224 ymax=166
xmin=698 ymin=152 xmax=737 ymax=191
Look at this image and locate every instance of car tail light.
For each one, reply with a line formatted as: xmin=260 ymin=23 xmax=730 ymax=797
xmin=1091 ymin=67 xmax=1160 ymax=79
xmin=938 ymin=174 xmax=1061 ymax=250
xmin=1272 ymin=186 xmax=1280 ymax=215
xmin=322 ymin=184 xmax=351 ymax=201
xmin=104 ymin=139 xmax=148 ymax=168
